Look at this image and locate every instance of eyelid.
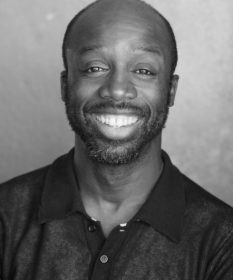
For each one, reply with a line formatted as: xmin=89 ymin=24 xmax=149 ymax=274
xmin=135 ymin=69 xmax=155 ymax=75
xmin=80 ymin=59 xmax=109 ymax=69
xmin=132 ymin=68 xmax=157 ymax=79
xmin=86 ymin=66 xmax=108 ymax=73
xmin=79 ymin=61 xmax=110 ymax=76
xmin=133 ymin=62 xmax=157 ymax=73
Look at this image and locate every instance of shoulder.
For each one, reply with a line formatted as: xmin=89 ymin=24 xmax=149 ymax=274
xmin=183 ymin=173 xmax=233 ymax=217
xmin=0 ymin=166 xmax=50 ymax=220
xmin=181 ymin=172 xmax=233 ymax=240
xmin=0 ymin=165 xmax=49 ymax=197
xmin=180 ymin=174 xmax=233 ymax=277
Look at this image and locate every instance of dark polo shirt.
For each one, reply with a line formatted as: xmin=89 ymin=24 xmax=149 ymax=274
xmin=0 ymin=149 xmax=233 ymax=280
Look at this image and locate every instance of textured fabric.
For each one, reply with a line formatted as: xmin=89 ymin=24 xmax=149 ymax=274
xmin=0 ymin=149 xmax=233 ymax=279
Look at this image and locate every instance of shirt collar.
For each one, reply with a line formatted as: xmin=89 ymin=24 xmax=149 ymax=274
xmin=135 ymin=150 xmax=186 ymax=243
xmin=38 ymin=148 xmax=85 ymax=223
xmin=39 ymin=149 xmax=185 ymax=243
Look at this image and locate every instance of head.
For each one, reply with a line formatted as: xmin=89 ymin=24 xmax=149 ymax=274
xmin=61 ymin=0 xmax=179 ymax=165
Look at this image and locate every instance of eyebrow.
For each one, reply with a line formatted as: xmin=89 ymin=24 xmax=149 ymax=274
xmin=76 ymin=44 xmax=163 ymax=57
xmin=78 ymin=45 xmax=104 ymax=55
xmin=132 ymin=46 xmax=163 ymax=56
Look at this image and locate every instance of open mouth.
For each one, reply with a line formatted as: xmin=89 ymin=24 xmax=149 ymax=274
xmin=94 ymin=114 xmax=138 ymax=128
xmin=86 ymin=112 xmax=142 ymax=140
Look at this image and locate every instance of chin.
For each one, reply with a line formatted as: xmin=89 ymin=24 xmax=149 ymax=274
xmin=85 ymin=138 xmax=142 ymax=165
xmin=77 ymin=122 xmax=163 ymax=165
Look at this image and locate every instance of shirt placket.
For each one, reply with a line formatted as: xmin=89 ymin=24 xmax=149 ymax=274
xmin=84 ymin=217 xmax=130 ymax=280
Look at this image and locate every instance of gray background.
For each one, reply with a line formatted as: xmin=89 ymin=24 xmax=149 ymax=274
xmin=0 ymin=0 xmax=233 ymax=206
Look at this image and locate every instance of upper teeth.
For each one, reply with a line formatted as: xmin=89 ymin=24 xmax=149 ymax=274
xmin=95 ymin=114 xmax=138 ymax=127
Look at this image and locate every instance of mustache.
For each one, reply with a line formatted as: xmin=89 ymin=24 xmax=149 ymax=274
xmin=84 ymin=101 xmax=150 ymax=117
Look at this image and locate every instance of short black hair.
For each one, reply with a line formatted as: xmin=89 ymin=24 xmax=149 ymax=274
xmin=62 ymin=0 xmax=178 ymax=75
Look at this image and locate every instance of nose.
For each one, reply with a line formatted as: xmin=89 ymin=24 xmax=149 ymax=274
xmin=98 ymin=71 xmax=137 ymax=101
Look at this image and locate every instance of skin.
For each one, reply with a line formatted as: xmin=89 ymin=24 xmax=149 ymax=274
xmin=61 ymin=0 xmax=179 ymax=237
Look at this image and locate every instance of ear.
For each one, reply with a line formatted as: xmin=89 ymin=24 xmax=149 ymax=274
xmin=168 ymin=74 xmax=179 ymax=107
xmin=60 ymin=70 xmax=68 ymax=102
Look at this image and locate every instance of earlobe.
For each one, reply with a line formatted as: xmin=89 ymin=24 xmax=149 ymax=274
xmin=60 ymin=70 xmax=68 ymax=102
xmin=168 ymin=74 xmax=179 ymax=107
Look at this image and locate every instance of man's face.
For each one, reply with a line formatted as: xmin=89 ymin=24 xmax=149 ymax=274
xmin=62 ymin=1 xmax=178 ymax=164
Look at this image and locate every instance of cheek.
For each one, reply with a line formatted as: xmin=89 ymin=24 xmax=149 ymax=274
xmin=68 ymin=79 xmax=99 ymax=105
xmin=135 ymin=71 xmax=169 ymax=102
xmin=138 ymin=84 xmax=167 ymax=111
xmin=139 ymin=87 xmax=169 ymax=123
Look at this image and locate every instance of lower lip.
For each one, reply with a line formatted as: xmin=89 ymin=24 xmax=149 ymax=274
xmin=88 ymin=114 xmax=142 ymax=140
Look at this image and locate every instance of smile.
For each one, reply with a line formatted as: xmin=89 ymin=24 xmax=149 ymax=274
xmin=94 ymin=114 xmax=138 ymax=128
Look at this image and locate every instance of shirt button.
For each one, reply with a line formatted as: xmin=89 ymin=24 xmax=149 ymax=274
xmin=119 ymin=223 xmax=127 ymax=232
xmin=88 ymin=224 xmax=97 ymax=232
xmin=100 ymin=255 xmax=108 ymax=263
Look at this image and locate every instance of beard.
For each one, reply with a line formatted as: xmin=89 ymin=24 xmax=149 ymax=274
xmin=64 ymin=96 xmax=169 ymax=165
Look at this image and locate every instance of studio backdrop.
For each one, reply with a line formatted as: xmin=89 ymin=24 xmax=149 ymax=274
xmin=0 ymin=0 xmax=233 ymax=205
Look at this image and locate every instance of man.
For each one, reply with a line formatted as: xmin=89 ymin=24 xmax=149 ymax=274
xmin=0 ymin=0 xmax=233 ymax=279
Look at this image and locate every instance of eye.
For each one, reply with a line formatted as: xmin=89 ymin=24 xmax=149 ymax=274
xmin=135 ymin=69 xmax=155 ymax=76
xmin=86 ymin=66 xmax=108 ymax=73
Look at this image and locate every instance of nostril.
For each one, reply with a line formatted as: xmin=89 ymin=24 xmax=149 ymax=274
xmin=127 ymin=85 xmax=137 ymax=99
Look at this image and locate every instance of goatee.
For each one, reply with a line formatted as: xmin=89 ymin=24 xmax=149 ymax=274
xmin=64 ymin=98 xmax=169 ymax=165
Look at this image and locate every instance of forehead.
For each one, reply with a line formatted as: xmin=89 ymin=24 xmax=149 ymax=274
xmin=66 ymin=0 xmax=171 ymax=61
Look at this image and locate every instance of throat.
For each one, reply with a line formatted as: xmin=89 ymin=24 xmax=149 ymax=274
xmin=83 ymin=198 xmax=143 ymax=238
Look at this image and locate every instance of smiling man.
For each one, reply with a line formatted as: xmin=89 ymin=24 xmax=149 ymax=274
xmin=0 ymin=0 xmax=233 ymax=279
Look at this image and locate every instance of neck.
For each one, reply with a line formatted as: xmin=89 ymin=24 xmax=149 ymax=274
xmin=74 ymin=135 xmax=163 ymax=207
xmin=73 ymin=135 xmax=163 ymax=237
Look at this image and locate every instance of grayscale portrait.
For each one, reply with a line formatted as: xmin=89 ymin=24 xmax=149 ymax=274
xmin=0 ymin=0 xmax=233 ymax=279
